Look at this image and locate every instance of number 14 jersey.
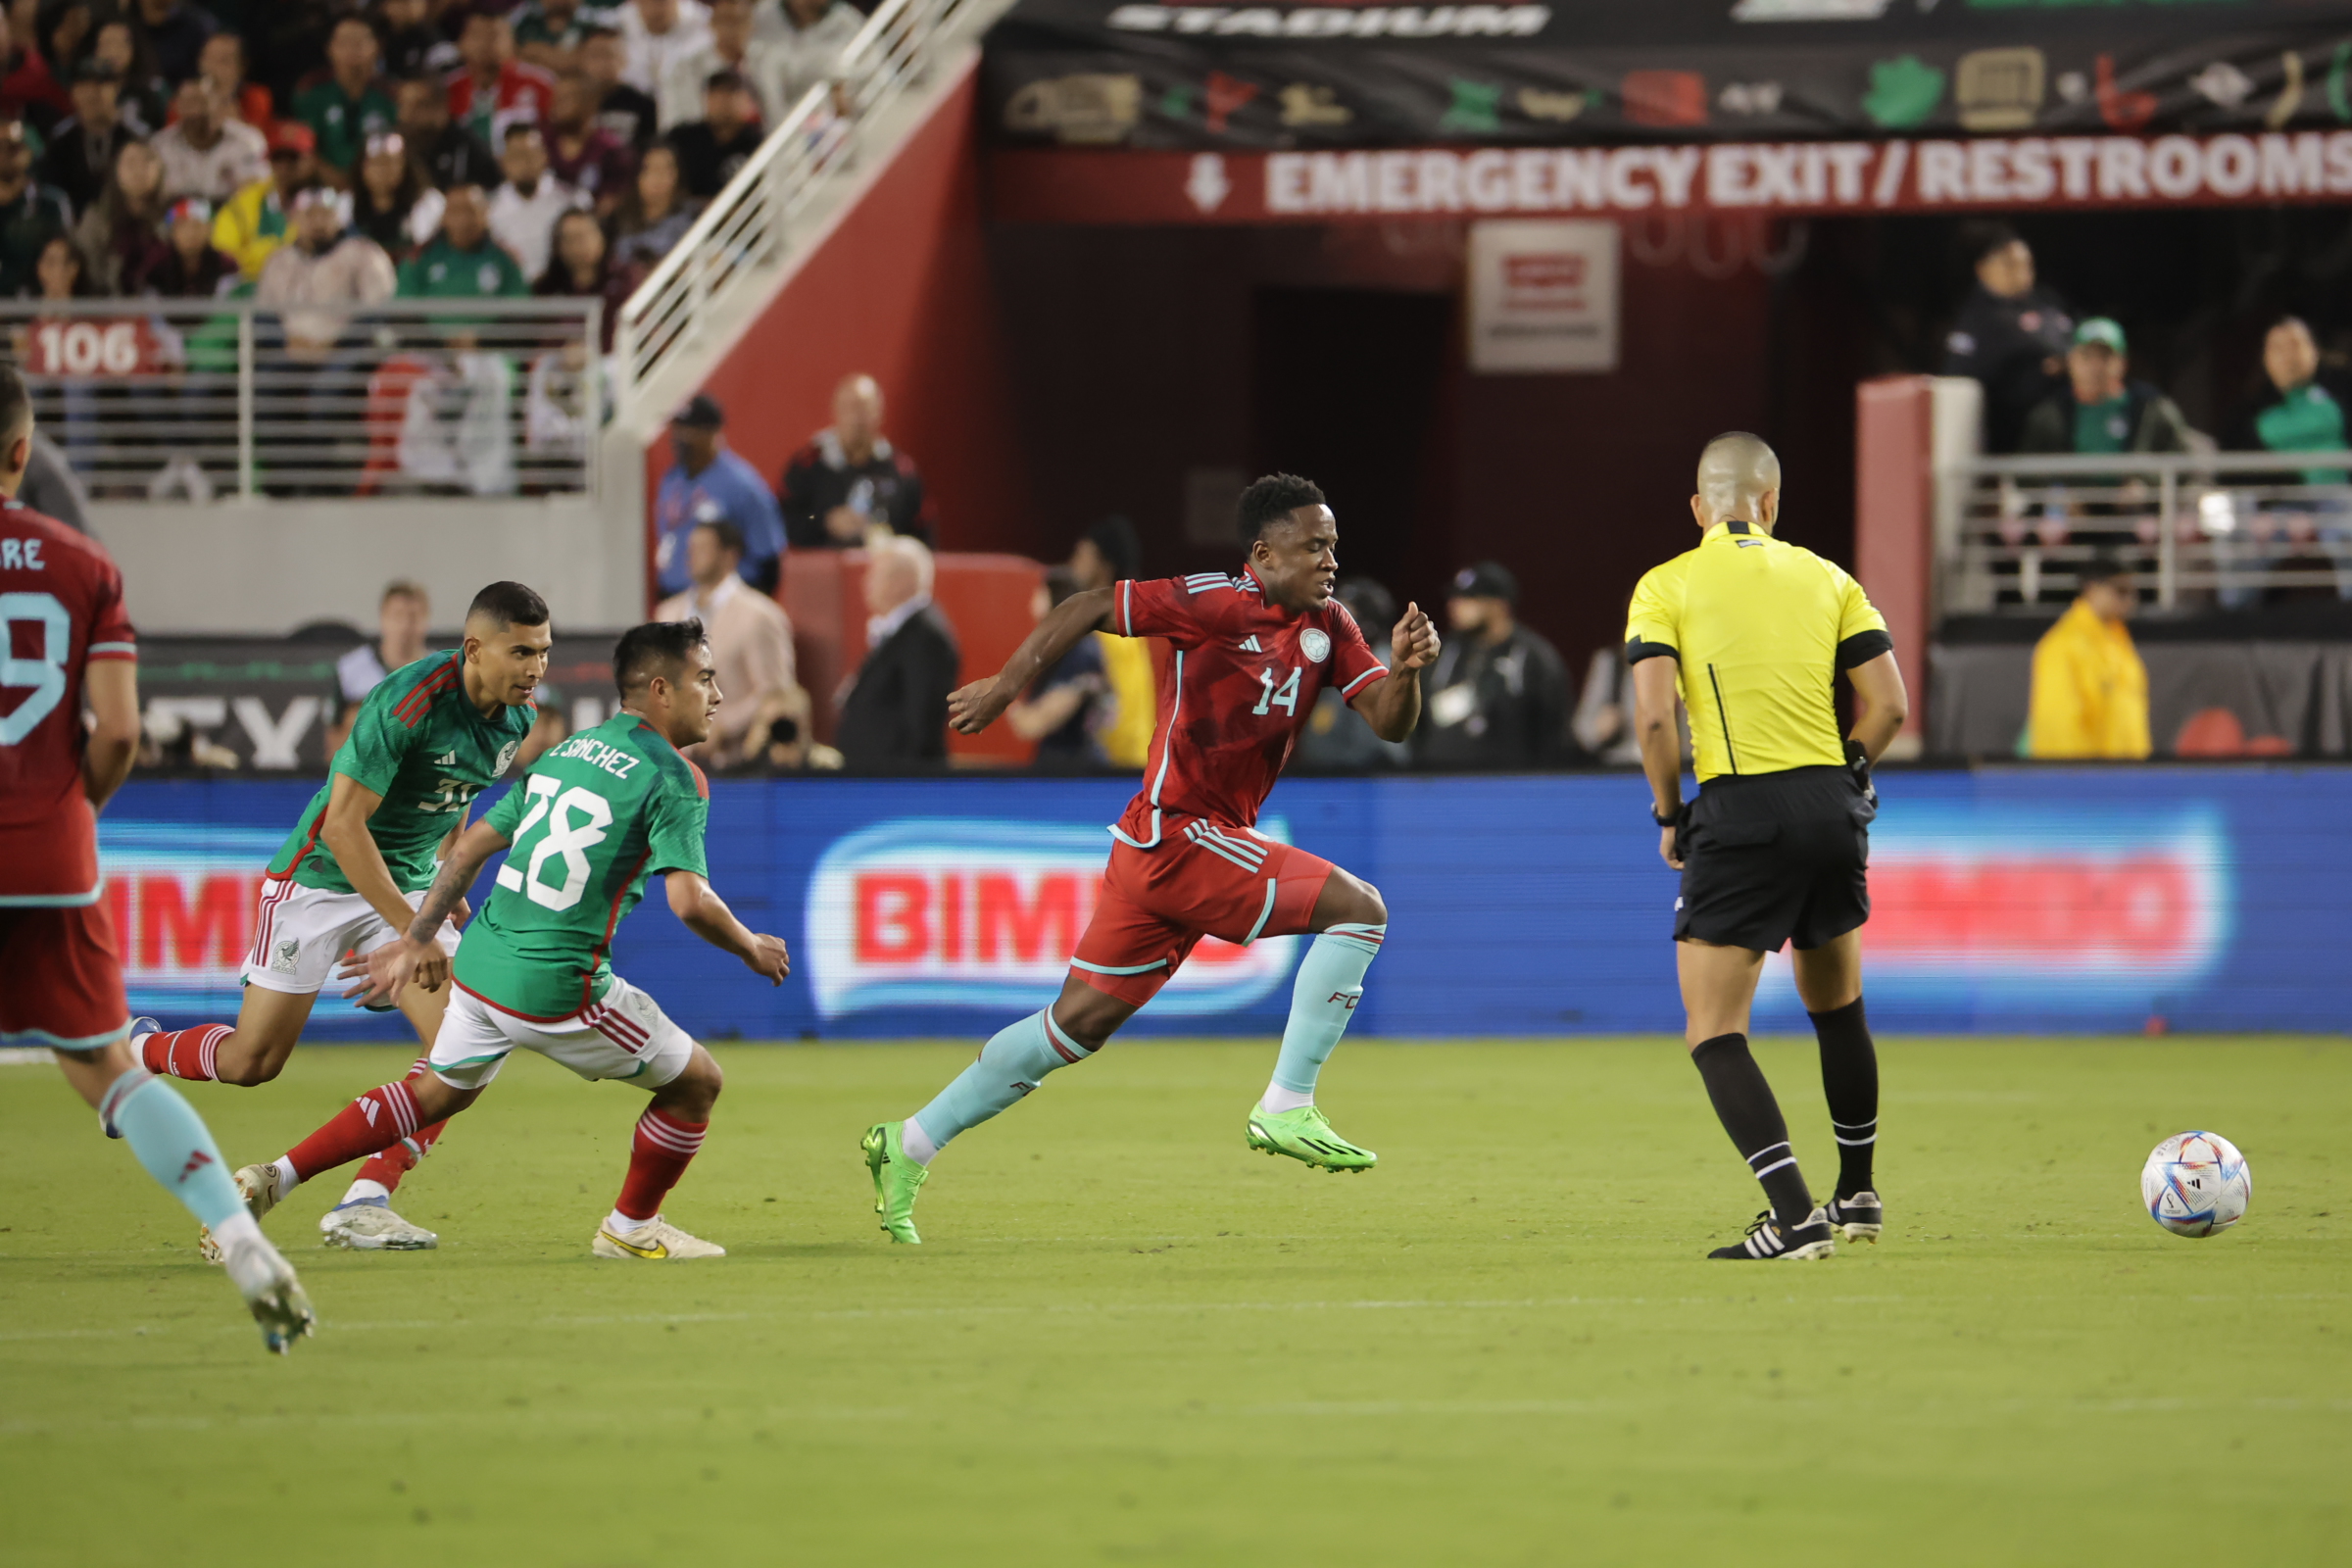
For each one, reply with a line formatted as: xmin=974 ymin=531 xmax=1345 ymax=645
xmin=1111 ymin=567 xmax=1388 ymax=849
xmin=455 ymin=712 xmax=710 ymax=1020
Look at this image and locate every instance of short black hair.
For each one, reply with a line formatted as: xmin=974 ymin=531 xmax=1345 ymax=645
xmin=0 ymin=360 xmax=30 ymax=445
xmin=1085 ymin=514 xmax=1140 ymax=580
xmin=692 ymin=516 xmax=745 ymax=556
xmin=612 ymin=617 xmax=709 ymax=698
xmin=1237 ymin=472 xmax=1325 ymax=544
xmin=1961 ymin=220 xmax=2023 ymax=267
xmin=1336 ymin=576 xmax=1396 ymax=634
xmin=466 ymin=580 xmax=550 ymax=628
xmin=2080 ymin=553 xmax=2134 ymax=589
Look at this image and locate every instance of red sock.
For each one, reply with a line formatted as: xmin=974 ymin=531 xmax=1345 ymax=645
xmin=613 ymin=1108 xmax=708 ymax=1221
xmin=353 ymin=1059 xmax=445 ymax=1193
xmin=284 ymin=1081 xmax=421 ymax=1187
xmin=141 ymin=1024 xmax=230 ymax=1081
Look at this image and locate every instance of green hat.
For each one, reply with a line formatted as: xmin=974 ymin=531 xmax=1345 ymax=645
xmin=2073 ymin=317 xmax=2127 ymax=354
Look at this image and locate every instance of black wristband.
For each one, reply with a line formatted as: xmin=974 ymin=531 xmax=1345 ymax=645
xmin=1651 ymin=803 xmax=1686 ymax=828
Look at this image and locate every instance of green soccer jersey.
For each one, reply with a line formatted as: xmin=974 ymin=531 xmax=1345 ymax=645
xmin=268 ymin=651 xmax=535 ymax=896
xmin=453 ymin=713 xmax=711 ymax=1019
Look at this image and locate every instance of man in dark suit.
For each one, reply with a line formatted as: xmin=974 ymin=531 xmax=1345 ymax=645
xmin=837 ymin=534 xmax=958 ymax=769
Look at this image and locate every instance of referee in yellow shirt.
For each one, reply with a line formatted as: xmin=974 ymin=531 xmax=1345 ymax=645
xmin=1625 ymin=433 xmax=1910 ymax=1261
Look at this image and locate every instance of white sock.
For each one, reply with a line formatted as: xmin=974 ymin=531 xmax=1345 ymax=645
xmin=901 ymin=1118 xmax=941 ymax=1166
xmin=604 ymin=1209 xmax=651 ymax=1236
xmin=1259 ymin=1084 xmax=1314 ymax=1114
xmin=211 ymin=1212 xmax=272 ymax=1295
xmin=337 ymin=1179 xmax=391 ymax=1207
xmin=270 ymin=1157 xmax=302 ymax=1195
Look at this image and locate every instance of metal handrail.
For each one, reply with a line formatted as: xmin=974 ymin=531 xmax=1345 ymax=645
xmin=613 ymin=0 xmax=969 ymax=413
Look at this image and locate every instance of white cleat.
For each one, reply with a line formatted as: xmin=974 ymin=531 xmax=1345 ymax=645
xmin=199 ymin=1163 xmax=283 ymax=1265
xmin=591 ymin=1215 xmax=725 ymax=1260
xmin=215 ymin=1222 xmax=317 ymax=1355
xmin=319 ymin=1200 xmax=439 ymax=1250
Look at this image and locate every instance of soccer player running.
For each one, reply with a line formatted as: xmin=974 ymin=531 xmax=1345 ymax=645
xmin=0 ymin=365 xmax=315 ymax=1352
xmin=861 ymin=473 xmax=1441 ymax=1244
xmin=224 ymin=619 xmax=791 ymax=1261
xmin=135 ymin=581 xmax=552 ymax=1253
xmin=1627 ymin=433 xmax=1907 ymax=1261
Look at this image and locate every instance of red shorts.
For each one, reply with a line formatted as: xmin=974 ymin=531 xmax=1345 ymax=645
xmin=1070 ymin=819 xmax=1336 ymax=1006
xmin=0 ymin=903 xmax=130 ymax=1051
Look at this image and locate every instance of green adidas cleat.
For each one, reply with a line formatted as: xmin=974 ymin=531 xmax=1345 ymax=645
xmin=1246 ymin=1104 xmax=1377 ymax=1173
xmin=861 ymin=1121 xmax=928 ymax=1244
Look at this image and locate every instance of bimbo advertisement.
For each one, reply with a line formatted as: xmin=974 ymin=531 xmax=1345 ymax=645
xmin=89 ymin=769 xmax=2336 ymax=1039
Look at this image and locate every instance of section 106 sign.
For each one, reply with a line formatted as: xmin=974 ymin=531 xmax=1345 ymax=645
xmin=806 ymin=818 xmax=1299 ymax=1018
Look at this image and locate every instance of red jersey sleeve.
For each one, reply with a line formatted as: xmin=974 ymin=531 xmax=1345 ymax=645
xmin=1328 ymin=601 xmax=1389 ymax=702
xmin=1114 ymin=577 xmax=1201 ymax=646
xmin=85 ymin=556 xmax=135 ymax=662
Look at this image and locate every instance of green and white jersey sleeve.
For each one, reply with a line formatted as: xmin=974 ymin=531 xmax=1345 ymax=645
xmin=454 ymin=713 xmax=711 ymax=1020
xmin=266 ymin=651 xmax=534 ymax=895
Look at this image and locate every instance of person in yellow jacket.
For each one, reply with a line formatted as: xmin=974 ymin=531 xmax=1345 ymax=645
xmin=213 ymin=122 xmax=319 ymax=280
xmin=2028 ymin=556 xmax=2150 ymax=759
xmin=1068 ymin=515 xmax=1155 ymax=768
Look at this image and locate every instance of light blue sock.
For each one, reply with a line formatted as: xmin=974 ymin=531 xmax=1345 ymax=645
xmin=1267 ymin=924 xmax=1386 ymax=1102
xmin=100 ymin=1070 xmax=248 ymax=1229
xmin=907 ymin=1008 xmax=1094 ymax=1161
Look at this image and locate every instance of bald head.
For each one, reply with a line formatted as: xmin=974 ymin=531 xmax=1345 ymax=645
xmin=1692 ymin=431 xmax=1782 ymax=532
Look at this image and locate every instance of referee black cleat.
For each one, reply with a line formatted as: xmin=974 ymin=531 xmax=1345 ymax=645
xmin=1708 ymin=1207 xmax=1837 ymax=1261
xmin=1825 ymin=1191 xmax=1884 ymax=1245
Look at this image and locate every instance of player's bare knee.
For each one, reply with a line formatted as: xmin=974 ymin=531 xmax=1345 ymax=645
xmin=215 ymin=1044 xmax=286 ymax=1088
xmin=659 ymin=1047 xmax=724 ymax=1118
xmin=1054 ymin=994 xmax=1126 ymax=1053
xmin=411 ymin=1075 xmax=476 ymax=1120
xmin=1317 ymin=871 xmax=1387 ymax=930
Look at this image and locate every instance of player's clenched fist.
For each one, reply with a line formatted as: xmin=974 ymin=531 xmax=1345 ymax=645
xmin=1390 ymin=602 xmax=1442 ymax=672
xmin=744 ymin=933 xmax=791 ymax=985
xmin=947 ymin=678 xmax=1010 ymax=736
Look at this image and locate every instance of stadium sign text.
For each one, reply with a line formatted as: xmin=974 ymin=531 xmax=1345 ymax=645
xmin=806 ymin=818 xmax=1298 ymax=1018
xmin=989 ymin=131 xmax=2352 ymax=222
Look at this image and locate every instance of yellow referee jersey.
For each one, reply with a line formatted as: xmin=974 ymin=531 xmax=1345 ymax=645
xmin=1623 ymin=519 xmax=1890 ymax=783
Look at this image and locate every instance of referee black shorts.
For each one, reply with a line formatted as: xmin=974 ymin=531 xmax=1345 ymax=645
xmin=1675 ymin=763 xmax=1875 ymax=954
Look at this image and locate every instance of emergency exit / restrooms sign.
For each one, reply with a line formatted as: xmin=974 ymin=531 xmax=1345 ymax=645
xmin=1466 ymin=220 xmax=1618 ymax=374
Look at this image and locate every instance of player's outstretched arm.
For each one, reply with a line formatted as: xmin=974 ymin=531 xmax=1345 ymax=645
xmin=1351 ymin=601 xmax=1442 ymax=743
xmin=340 ymin=818 xmax=510 ymax=1005
xmin=948 ymin=585 xmax=1115 ymax=736
xmin=1845 ymin=652 xmax=1909 ymax=764
xmin=81 ymin=659 xmax=140 ymax=811
xmin=665 ymin=870 xmax=790 ymax=985
xmin=1632 ymin=657 xmax=1687 ymax=869
xmin=320 ymin=773 xmax=433 ymax=936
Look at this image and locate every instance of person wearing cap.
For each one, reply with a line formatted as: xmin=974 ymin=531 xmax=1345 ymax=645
xmin=294 ymin=16 xmax=400 ymax=187
xmin=2027 ymin=554 xmax=2150 ymax=760
xmin=2020 ymin=318 xmax=2195 ymax=462
xmin=449 ymin=5 xmax=557 ymax=149
xmin=37 ymin=56 xmax=128 ymax=212
xmin=154 ymin=75 xmax=267 ymax=203
xmin=659 ymin=0 xmax=779 ymax=129
xmin=214 ymin=120 xmax=319 ymax=279
xmin=396 ymin=180 xmax=529 ymax=299
xmin=487 ymin=122 xmax=584 ymax=280
xmin=1066 ymin=514 xmax=1155 ymax=768
xmin=661 ymin=66 xmax=758 ymax=198
xmin=1941 ymin=223 xmax=2076 ymax=456
xmin=1413 ymin=560 xmax=1573 ymax=769
xmin=258 ymin=185 xmax=395 ymax=361
xmin=654 ymin=392 xmax=787 ymax=595
xmin=0 ymin=118 xmax=70 ymax=298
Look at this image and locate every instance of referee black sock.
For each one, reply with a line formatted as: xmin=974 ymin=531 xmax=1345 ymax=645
xmin=1809 ymin=997 xmax=1878 ymax=1200
xmin=1690 ymin=1033 xmax=1813 ymax=1229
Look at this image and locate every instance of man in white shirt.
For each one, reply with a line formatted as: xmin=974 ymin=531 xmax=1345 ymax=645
xmin=619 ymin=0 xmax=711 ymax=101
xmin=754 ymin=0 xmax=861 ymax=108
xmin=659 ymin=0 xmax=781 ymax=127
xmin=485 ymin=124 xmax=586 ymax=280
xmin=655 ymin=516 xmax=807 ymax=767
xmin=153 ymin=75 xmax=269 ymax=202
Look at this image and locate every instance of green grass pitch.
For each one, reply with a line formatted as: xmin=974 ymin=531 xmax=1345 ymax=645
xmin=3 ymin=1037 xmax=2347 ymax=1567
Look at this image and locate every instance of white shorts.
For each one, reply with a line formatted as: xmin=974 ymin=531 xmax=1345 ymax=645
xmin=429 ymin=976 xmax=696 ymax=1092
xmin=241 ymin=880 xmax=460 ymax=999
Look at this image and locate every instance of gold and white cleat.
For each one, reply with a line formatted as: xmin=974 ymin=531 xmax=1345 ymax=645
xmin=199 ymin=1163 xmax=284 ymax=1264
xmin=319 ymin=1201 xmax=439 ymax=1250
xmin=591 ymin=1216 xmax=725 ymax=1260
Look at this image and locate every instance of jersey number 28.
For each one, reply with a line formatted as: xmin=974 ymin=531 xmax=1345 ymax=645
xmin=498 ymin=773 xmax=614 ymax=911
xmin=0 ymin=592 xmax=72 ymax=746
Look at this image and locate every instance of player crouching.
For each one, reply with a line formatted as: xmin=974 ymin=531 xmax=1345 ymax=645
xmin=218 ymin=620 xmax=791 ymax=1260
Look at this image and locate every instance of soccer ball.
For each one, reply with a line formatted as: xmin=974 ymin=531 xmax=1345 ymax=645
xmin=2139 ymin=1131 xmax=2252 ymax=1238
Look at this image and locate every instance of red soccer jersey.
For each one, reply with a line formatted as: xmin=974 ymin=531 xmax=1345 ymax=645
xmin=0 ymin=503 xmax=136 ymax=905
xmin=1111 ymin=566 xmax=1388 ymax=847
